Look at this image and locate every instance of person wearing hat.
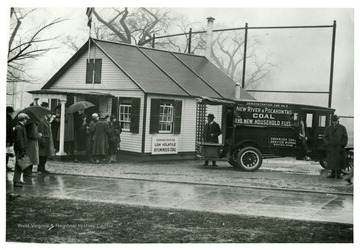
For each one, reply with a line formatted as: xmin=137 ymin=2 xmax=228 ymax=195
xmin=108 ymin=114 xmax=122 ymax=163
xmin=90 ymin=113 xmax=111 ymax=163
xmin=40 ymin=102 xmax=49 ymax=108
xmin=324 ymin=114 xmax=348 ymax=179
xmin=87 ymin=113 xmax=99 ymax=162
xmin=6 ymin=106 xmax=15 ymax=172
xmin=202 ymin=113 xmax=221 ymax=166
xmin=13 ymin=113 xmax=29 ymax=187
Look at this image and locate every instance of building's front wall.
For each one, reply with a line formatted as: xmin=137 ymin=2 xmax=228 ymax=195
xmin=45 ymin=44 xmax=224 ymax=156
xmin=50 ymin=46 xmax=140 ymax=92
xmin=47 ymin=45 xmax=145 ymax=153
xmin=144 ymin=95 xmax=196 ymax=154
xmin=111 ymin=90 xmax=144 ymax=153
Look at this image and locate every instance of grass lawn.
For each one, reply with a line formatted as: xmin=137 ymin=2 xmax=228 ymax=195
xmin=6 ymin=194 xmax=353 ymax=243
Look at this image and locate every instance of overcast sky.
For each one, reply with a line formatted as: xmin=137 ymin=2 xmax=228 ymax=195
xmin=1 ymin=1 xmax=357 ymax=118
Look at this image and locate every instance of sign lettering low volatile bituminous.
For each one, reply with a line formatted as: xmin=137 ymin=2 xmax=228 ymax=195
xmin=234 ymin=102 xmax=294 ymax=128
xmin=151 ymin=136 xmax=178 ymax=155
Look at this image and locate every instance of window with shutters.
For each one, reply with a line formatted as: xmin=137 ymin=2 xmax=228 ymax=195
xmin=150 ymin=99 xmax=182 ymax=134
xmin=159 ymin=103 xmax=174 ymax=133
xmin=86 ymin=59 xmax=102 ymax=84
xmin=118 ymin=98 xmax=140 ymax=133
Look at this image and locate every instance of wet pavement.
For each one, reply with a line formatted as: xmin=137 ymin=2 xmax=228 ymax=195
xmin=6 ymin=172 xmax=353 ymax=224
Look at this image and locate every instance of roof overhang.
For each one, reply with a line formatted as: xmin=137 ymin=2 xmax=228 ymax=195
xmin=28 ymin=89 xmax=114 ymax=101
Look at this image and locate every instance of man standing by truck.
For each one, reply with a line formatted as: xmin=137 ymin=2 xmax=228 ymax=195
xmin=203 ymin=113 xmax=221 ymax=166
xmin=324 ymin=115 xmax=348 ymax=179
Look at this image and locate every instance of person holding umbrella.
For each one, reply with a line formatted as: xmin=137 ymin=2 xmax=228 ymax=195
xmin=66 ymin=101 xmax=95 ymax=161
xmin=13 ymin=113 xmax=29 ymax=187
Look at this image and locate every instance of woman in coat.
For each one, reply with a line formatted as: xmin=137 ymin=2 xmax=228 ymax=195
xmin=324 ymin=115 xmax=348 ymax=179
xmin=108 ymin=115 xmax=122 ymax=163
xmin=91 ymin=114 xmax=110 ymax=163
xmin=24 ymin=122 xmax=42 ymax=177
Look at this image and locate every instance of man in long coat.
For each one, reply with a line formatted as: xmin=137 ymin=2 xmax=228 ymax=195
xmin=324 ymin=114 xmax=348 ymax=179
xmin=24 ymin=122 xmax=41 ymax=177
xmin=13 ymin=113 xmax=29 ymax=187
xmin=91 ymin=114 xmax=110 ymax=163
xmin=38 ymin=113 xmax=54 ymax=174
xmin=202 ymin=113 xmax=221 ymax=166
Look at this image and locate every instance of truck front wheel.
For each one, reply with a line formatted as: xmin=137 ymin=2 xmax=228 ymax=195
xmin=236 ymin=147 xmax=263 ymax=171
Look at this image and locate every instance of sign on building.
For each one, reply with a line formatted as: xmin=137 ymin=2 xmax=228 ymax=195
xmin=151 ymin=136 xmax=178 ymax=155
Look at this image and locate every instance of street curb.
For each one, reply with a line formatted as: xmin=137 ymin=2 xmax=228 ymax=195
xmin=49 ymin=172 xmax=354 ymax=196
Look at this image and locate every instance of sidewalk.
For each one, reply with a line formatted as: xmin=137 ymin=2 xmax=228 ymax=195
xmin=36 ymin=157 xmax=354 ymax=194
xmin=6 ymin=166 xmax=353 ymax=224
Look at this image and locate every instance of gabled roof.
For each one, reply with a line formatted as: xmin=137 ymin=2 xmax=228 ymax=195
xmin=42 ymin=38 xmax=254 ymax=100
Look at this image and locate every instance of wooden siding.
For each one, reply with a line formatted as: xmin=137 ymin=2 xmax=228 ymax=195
xmin=144 ymin=95 xmax=197 ymax=153
xmin=50 ymin=46 xmax=140 ymax=91
xmin=112 ymin=91 xmax=144 ymax=153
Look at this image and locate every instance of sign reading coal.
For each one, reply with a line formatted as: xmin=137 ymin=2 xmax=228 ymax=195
xmin=151 ymin=136 xmax=178 ymax=155
xmin=234 ymin=102 xmax=294 ymax=127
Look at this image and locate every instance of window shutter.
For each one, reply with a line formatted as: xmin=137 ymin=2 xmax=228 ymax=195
xmin=94 ymin=59 xmax=102 ymax=83
xmin=174 ymin=100 xmax=182 ymax=134
xmin=130 ymin=98 xmax=141 ymax=133
xmin=85 ymin=59 xmax=93 ymax=83
xmin=150 ymin=99 xmax=160 ymax=134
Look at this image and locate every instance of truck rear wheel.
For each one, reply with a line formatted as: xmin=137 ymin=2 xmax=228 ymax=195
xmin=236 ymin=147 xmax=263 ymax=171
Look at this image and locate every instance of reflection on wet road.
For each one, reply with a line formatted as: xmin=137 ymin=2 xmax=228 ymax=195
xmin=6 ymin=173 xmax=353 ymax=224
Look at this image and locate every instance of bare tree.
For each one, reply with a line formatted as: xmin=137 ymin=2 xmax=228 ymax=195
xmin=92 ymin=7 xmax=173 ymax=46
xmin=151 ymin=18 xmax=274 ymax=89
xmin=7 ymin=8 xmax=66 ymax=83
xmin=209 ymin=31 xmax=275 ymax=89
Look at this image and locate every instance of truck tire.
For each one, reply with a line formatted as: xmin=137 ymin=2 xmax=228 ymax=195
xmin=236 ymin=146 xmax=263 ymax=171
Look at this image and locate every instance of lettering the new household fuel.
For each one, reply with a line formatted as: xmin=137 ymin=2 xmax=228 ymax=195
xmin=235 ymin=103 xmax=293 ymax=127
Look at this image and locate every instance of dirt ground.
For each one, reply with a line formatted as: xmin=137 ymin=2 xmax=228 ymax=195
xmin=27 ymin=157 xmax=354 ymax=194
xmin=6 ymin=195 xmax=353 ymax=243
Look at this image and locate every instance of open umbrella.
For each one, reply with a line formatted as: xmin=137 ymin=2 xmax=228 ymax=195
xmin=13 ymin=106 xmax=51 ymax=124
xmin=66 ymin=101 xmax=95 ymax=114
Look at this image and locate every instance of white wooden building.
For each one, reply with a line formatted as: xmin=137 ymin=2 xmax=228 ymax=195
xmin=29 ymin=38 xmax=254 ymax=160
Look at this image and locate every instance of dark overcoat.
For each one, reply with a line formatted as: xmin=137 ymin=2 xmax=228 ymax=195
xmin=92 ymin=119 xmax=110 ymax=155
xmin=109 ymin=120 xmax=122 ymax=155
xmin=38 ymin=117 xmax=54 ymax=157
xmin=14 ymin=122 xmax=27 ymax=158
xmin=6 ymin=114 xmax=14 ymax=146
xmin=203 ymin=121 xmax=221 ymax=143
xmin=324 ymin=123 xmax=348 ymax=170
xmin=26 ymin=122 xmax=40 ymax=165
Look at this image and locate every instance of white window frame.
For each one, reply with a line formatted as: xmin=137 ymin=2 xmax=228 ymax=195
xmin=119 ymin=104 xmax=131 ymax=132
xmin=318 ymin=115 xmax=327 ymax=127
xmin=159 ymin=103 xmax=174 ymax=133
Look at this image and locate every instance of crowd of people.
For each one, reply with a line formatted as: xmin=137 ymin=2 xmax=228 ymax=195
xmin=6 ymin=102 xmax=122 ymax=187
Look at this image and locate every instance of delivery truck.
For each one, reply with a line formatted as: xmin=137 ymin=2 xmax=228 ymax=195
xmin=197 ymin=97 xmax=353 ymax=172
